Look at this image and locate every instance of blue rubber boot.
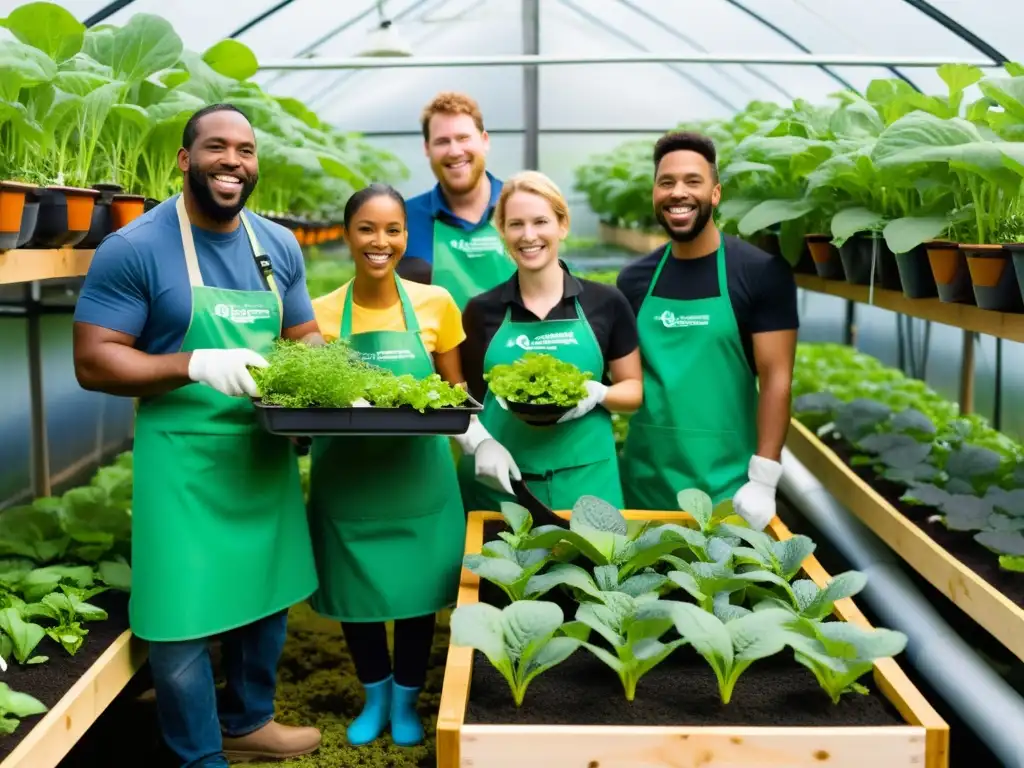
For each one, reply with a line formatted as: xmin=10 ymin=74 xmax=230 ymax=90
xmin=347 ymin=676 xmax=392 ymax=746
xmin=390 ymin=681 xmax=424 ymax=746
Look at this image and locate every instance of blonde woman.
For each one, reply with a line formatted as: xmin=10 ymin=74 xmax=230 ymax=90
xmin=457 ymin=171 xmax=643 ymax=511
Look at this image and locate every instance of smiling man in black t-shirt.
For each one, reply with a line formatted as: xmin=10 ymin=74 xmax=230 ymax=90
xmin=616 ymin=130 xmax=798 ymax=530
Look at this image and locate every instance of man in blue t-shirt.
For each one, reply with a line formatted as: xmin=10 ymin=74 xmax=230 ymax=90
xmin=73 ymin=104 xmax=322 ymax=766
xmin=397 ymin=91 xmax=514 ymax=310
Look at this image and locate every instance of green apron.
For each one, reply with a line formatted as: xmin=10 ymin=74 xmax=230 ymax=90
xmin=130 ymin=195 xmax=317 ymax=642
xmin=306 ymin=275 xmax=465 ymax=622
xmin=620 ymin=240 xmax=758 ymax=510
xmin=458 ymin=297 xmax=623 ymax=512
xmin=431 ymin=217 xmax=515 ymax=310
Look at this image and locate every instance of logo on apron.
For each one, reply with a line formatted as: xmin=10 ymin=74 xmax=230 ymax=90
xmin=214 ymin=303 xmax=273 ymax=324
xmin=359 ymin=349 xmax=417 ymax=362
xmin=657 ymin=310 xmax=709 ymax=328
xmin=448 ymin=236 xmax=506 ymax=258
xmin=507 ymin=331 xmax=580 ymax=351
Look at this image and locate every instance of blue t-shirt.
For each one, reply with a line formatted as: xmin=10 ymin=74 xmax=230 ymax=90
xmin=74 ymin=195 xmax=314 ymax=355
xmin=397 ymin=171 xmax=503 ymax=284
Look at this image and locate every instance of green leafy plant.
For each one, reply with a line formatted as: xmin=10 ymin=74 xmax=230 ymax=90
xmin=449 ymin=600 xmax=583 ymax=706
xmin=250 ymin=339 xmax=469 ymax=411
xmin=485 ymin=352 xmax=590 ymax=407
xmin=0 ymin=682 xmax=46 ymax=734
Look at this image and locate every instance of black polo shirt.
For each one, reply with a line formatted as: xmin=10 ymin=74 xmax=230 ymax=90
xmin=460 ymin=262 xmax=640 ymax=403
xmin=615 ymin=234 xmax=799 ymax=375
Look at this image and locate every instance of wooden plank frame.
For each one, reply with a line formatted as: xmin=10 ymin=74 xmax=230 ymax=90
xmin=794 ymin=273 xmax=1024 ymax=344
xmin=787 ymin=417 xmax=1024 ymax=662
xmin=0 ymin=249 xmax=94 ymax=285
xmin=0 ymin=630 xmax=147 ymax=768
xmin=437 ymin=509 xmax=948 ymax=768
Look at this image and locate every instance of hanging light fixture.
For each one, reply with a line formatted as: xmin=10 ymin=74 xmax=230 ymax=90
xmin=356 ymin=1 xmax=413 ymax=57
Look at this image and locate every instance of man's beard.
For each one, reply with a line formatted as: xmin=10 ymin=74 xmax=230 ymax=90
xmin=433 ymin=155 xmax=485 ymax=196
xmin=187 ymin=166 xmax=258 ymax=222
xmin=656 ymin=199 xmax=714 ymax=243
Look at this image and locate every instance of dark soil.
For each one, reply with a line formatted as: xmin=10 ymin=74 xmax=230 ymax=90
xmin=0 ymin=590 xmax=129 ymax=760
xmin=466 ymin=522 xmax=905 ymax=728
xmin=822 ymin=434 xmax=1024 ymax=607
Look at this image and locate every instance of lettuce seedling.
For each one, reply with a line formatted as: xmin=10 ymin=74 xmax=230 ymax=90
xmin=525 ymin=562 xmax=668 ymax=602
xmin=462 ymin=502 xmax=553 ymax=601
xmin=668 ymin=603 xmax=796 ymax=704
xmin=717 ymin=523 xmax=816 ymax=581
xmin=572 ymin=592 xmax=686 ymax=701
xmin=526 ymin=496 xmax=697 ymax=579
xmin=0 ymin=682 xmax=46 ymax=734
xmin=485 ymin=352 xmax=590 ymax=406
xmin=749 ymin=570 xmax=867 ymax=620
xmin=785 ymin=619 xmax=908 ymax=703
xmin=663 ymin=555 xmax=796 ymax=613
xmin=449 ymin=600 xmax=582 ymax=706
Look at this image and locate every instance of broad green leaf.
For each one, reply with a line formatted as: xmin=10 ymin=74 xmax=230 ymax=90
xmin=0 ymin=39 xmax=57 ymax=101
xmin=883 ymin=215 xmax=954 ymax=254
xmin=449 ymin=602 xmax=508 ymax=665
xmin=571 ymin=496 xmax=626 ymax=535
xmin=831 ymin=207 xmax=886 ymax=243
xmin=202 ymin=39 xmax=258 ymax=81
xmin=3 ymin=1 xmax=84 ymax=63
xmin=737 ymin=198 xmax=816 ymax=236
xmin=676 ymin=489 xmax=713 ymax=528
xmin=499 ymin=502 xmax=530 ymax=536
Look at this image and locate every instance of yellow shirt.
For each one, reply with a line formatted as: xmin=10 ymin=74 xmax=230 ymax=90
xmin=312 ymin=278 xmax=465 ymax=354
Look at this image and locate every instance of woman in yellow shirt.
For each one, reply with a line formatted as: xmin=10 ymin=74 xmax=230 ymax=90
xmin=305 ymin=184 xmax=472 ymax=749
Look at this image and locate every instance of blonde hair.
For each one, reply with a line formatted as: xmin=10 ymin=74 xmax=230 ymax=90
xmin=420 ymin=91 xmax=484 ymax=140
xmin=494 ymin=171 xmax=571 ymax=232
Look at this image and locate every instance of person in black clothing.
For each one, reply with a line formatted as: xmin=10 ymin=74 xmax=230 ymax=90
xmin=616 ymin=130 xmax=799 ymax=529
xmin=458 ymin=170 xmax=642 ymax=511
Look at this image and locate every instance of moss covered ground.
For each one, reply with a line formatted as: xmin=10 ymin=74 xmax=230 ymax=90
xmin=58 ymin=602 xmax=451 ymax=768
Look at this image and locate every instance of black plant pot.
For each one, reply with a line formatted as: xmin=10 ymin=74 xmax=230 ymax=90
xmin=963 ymin=244 xmax=1024 ymax=312
xmin=893 ymin=245 xmax=938 ymax=298
xmin=17 ymin=197 xmax=39 ymax=248
xmin=838 ymin=233 xmax=902 ymax=289
xmin=926 ymin=241 xmax=975 ymax=304
xmin=25 ymin=187 xmax=101 ymax=248
xmin=143 ymin=197 xmax=161 ymax=213
xmin=506 ymin=400 xmax=571 ymax=427
xmin=1007 ymin=244 xmax=1024 ymax=311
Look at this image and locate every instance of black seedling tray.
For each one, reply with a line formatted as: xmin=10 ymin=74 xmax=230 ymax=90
xmin=506 ymin=399 xmax=571 ymax=427
xmin=252 ymin=395 xmax=483 ymax=436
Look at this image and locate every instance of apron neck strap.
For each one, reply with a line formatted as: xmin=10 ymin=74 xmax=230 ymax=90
xmin=646 ymin=237 xmax=727 ymax=298
xmin=175 ymin=195 xmax=281 ymax=302
xmin=340 ymin=273 xmax=420 ymax=338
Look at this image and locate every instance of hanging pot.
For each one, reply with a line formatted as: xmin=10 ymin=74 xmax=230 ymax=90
xmin=963 ymin=244 xmax=1023 ymax=312
xmin=804 ymin=233 xmax=844 ymax=279
xmin=25 ymin=186 xmax=101 ymax=248
xmin=925 ymin=240 xmax=974 ymax=304
xmin=892 ymin=245 xmax=938 ymax=299
xmin=0 ymin=181 xmax=35 ymax=251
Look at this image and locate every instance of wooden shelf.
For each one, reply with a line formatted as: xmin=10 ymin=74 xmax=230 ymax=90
xmin=795 ymin=273 xmax=1024 ymax=343
xmin=786 ymin=418 xmax=1024 ymax=662
xmin=0 ymin=249 xmax=94 ymax=285
xmin=437 ymin=509 xmax=948 ymax=768
xmin=0 ymin=630 xmax=147 ymax=768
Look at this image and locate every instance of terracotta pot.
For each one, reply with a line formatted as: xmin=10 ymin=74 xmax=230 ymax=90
xmin=111 ymin=194 xmax=146 ymax=230
xmin=804 ymin=233 xmax=844 ymax=279
xmin=78 ymin=183 xmax=121 ymax=249
xmin=963 ymin=244 xmax=1023 ymax=312
xmin=925 ymin=240 xmax=974 ymax=304
xmin=0 ymin=181 xmax=35 ymax=251
xmin=25 ymin=186 xmax=101 ymax=248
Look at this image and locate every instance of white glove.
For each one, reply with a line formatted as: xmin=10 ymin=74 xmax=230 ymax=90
xmin=188 ymin=348 xmax=268 ymax=398
xmin=557 ymin=380 xmax=608 ymax=424
xmin=455 ymin=417 xmax=521 ymax=496
xmin=732 ymin=455 xmax=783 ymax=531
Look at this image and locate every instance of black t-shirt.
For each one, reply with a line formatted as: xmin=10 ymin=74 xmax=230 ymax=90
xmin=460 ymin=262 xmax=640 ymax=403
xmin=615 ymin=234 xmax=799 ymax=374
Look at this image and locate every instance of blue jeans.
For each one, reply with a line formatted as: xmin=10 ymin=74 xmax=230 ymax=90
xmin=147 ymin=610 xmax=288 ymax=768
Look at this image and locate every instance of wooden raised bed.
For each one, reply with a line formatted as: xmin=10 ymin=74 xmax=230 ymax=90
xmin=0 ymin=595 xmax=147 ymax=768
xmin=598 ymin=222 xmax=666 ymax=255
xmin=437 ymin=509 xmax=948 ymax=768
xmin=0 ymin=248 xmax=94 ymax=285
xmin=787 ymin=416 xmax=1024 ymax=662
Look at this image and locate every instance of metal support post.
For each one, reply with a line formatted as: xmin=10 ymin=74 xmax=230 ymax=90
xmin=24 ymin=282 xmax=50 ymax=498
xmin=522 ymin=0 xmax=539 ymax=170
xmin=843 ymin=300 xmax=856 ymax=347
xmin=959 ymin=330 xmax=975 ymax=414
